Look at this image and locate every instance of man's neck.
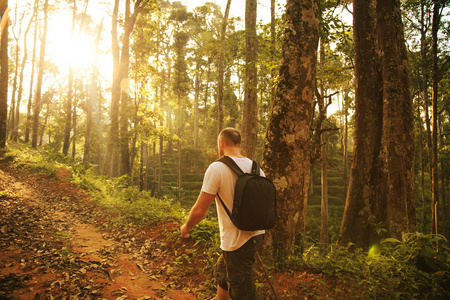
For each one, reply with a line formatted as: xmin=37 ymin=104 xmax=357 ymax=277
xmin=223 ymin=149 xmax=245 ymax=158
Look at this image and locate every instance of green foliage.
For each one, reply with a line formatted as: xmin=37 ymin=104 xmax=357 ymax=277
xmin=5 ymin=143 xmax=185 ymax=226
xmin=298 ymin=233 xmax=450 ymax=299
xmin=189 ymin=217 xmax=220 ymax=247
xmin=6 ymin=143 xmax=68 ymax=175
xmin=0 ymin=190 xmax=20 ymax=199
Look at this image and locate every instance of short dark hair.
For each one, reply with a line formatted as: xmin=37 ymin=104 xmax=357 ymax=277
xmin=219 ymin=127 xmax=241 ymax=146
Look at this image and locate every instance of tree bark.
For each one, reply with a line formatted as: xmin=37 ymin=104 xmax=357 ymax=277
xmin=105 ymin=0 xmax=121 ymax=176
xmin=320 ymin=114 xmax=328 ymax=250
xmin=270 ymin=0 xmax=276 ymax=106
xmin=0 ymin=0 xmax=8 ymax=148
xmin=63 ymin=0 xmax=76 ymax=156
xmin=439 ymin=115 xmax=447 ymax=236
xmin=419 ymin=0 xmax=429 ymax=232
xmin=25 ymin=3 xmax=38 ymax=144
xmin=376 ymin=0 xmax=416 ymax=238
xmin=241 ymin=0 xmax=258 ymax=159
xmin=84 ymin=19 xmax=102 ymax=163
xmin=8 ymin=8 xmax=19 ymax=140
xmin=261 ymin=0 xmax=320 ymax=258
xmin=338 ymin=0 xmax=384 ymax=249
xmin=31 ymin=0 xmax=48 ymax=149
xmin=419 ymin=106 xmax=427 ymax=233
xmin=338 ymin=0 xmax=416 ymax=249
xmin=217 ymin=0 xmax=232 ymax=136
xmin=194 ymin=59 xmax=201 ymax=148
xmin=71 ymin=89 xmax=77 ymax=158
xmin=14 ymin=3 xmax=36 ymax=142
xmin=430 ymin=0 xmax=441 ymax=235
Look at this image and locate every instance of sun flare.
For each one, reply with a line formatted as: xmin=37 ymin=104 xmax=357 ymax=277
xmin=46 ymin=12 xmax=102 ymax=74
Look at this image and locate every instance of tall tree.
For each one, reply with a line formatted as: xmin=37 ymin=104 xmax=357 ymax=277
xmin=338 ymin=0 xmax=416 ymax=250
xmin=13 ymin=1 xmax=37 ymax=141
xmin=0 ymin=0 xmax=9 ymax=148
xmin=430 ymin=0 xmax=444 ymax=234
xmin=32 ymin=0 xmax=49 ymax=149
xmin=261 ymin=0 xmax=320 ymax=259
xmin=8 ymin=4 xmax=21 ymax=140
xmin=171 ymin=4 xmax=191 ymax=202
xmin=119 ymin=0 xmax=143 ymax=176
xmin=217 ymin=0 xmax=232 ymax=135
xmin=63 ymin=0 xmax=77 ymax=156
xmin=241 ymin=0 xmax=258 ymax=159
xmin=105 ymin=0 xmax=145 ymax=176
xmin=105 ymin=0 xmax=121 ymax=176
xmin=84 ymin=20 xmax=103 ymax=163
xmin=25 ymin=1 xmax=38 ymax=144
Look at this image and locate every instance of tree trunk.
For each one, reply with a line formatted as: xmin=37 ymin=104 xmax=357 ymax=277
xmin=140 ymin=142 xmax=148 ymax=191
xmin=419 ymin=0 xmax=430 ymax=233
xmin=241 ymin=0 xmax=258 ymax=159
xmin=84 ymin=20 xmax=102 ymax=163
xmin=377 ymin=0 xmax=416 ymax=237
xmin=321 ymin=117 xmax=328 ymax=250
xmin=339 ymin=0 xmax=416 ymax=249
xmin=177 ymin=95 xmax=182 ymax=203
xmin=0 ymin=0 xmax=8 ymax=148
xmin=439 ymin=115 xmax=447 ymax=236
xmin=71 ymin=90 xmax=77 ymax=158
xmin=14 ymin=3 xmax=36 ymax=142
xmin=25 ymin=5 xmax=38 ymax=144
xmin=8 ymin=27 xmax=19 ymax=140
xmin=270 ymin=0 xmax=276 ymax=106
xmin=343 ymin=94 xmax=349 ymax=200
xmin=31 ymin=0 xmax=48 ymax=149
xmin=39 ymin=94 xmax=51 ymax=147
xmin=105 ymin=0 xmax=121 ymax=176
xmin=63 ymin=0 xmax=77 ymax=156
xmin=119 ymin=0 xmax=138 ymax=176
xmin=338 ymin=0 xmax=384 ymax=249
xmin=151 ymin=141 xmax=156 ymax=194
xmin=430 ymin=0 xmax=441 ymax=235
xmin=158 ymin=70 xmax=165 ymax=196
xmin=318 ymin=36 xmax=328 ymax=251
xmin=419 ymin=106 xmax=427 ymax=233
xmin=261 ymin=0 xmax=320 ymax=259
xmin=217 ymin=0 xmax=232 ymax=135
xmin=194 ymin=59 xmax=201 ymax=148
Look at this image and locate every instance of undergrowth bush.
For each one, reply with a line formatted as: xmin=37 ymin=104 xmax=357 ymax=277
xmin=300 ymin=233 xmax=450 ymax=299
xmin=4 ymin=143 xmax=185 ymax=226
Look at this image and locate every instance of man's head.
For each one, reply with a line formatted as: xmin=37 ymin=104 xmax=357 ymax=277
xmin=218 ymin=128 xmax=241 ymax=156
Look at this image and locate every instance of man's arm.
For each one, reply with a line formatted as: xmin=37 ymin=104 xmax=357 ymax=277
xmin=180 ymin=191 xmax=215 ymax=238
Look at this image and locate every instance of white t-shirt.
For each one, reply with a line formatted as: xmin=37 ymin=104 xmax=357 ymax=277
xmin=201 ymin=156 xmax=265 ymax=251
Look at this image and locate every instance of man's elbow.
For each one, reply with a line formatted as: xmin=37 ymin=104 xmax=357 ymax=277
xmin=192 ymin=207 xmax=208 ymax=222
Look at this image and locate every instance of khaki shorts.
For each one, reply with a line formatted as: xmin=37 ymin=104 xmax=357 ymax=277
xmin=214 ymin=235 xmax=264 ymax=300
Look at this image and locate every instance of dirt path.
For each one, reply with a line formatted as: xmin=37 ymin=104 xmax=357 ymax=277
xmin=0 ymin=164 xmax=207 ymax=300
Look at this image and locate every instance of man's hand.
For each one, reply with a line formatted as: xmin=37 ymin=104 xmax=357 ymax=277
xmin=180 ymin=224 xmax=190 ymax=238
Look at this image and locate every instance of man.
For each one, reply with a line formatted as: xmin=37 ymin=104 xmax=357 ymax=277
xmin=180 ymin=127 xmax=265 ymax=300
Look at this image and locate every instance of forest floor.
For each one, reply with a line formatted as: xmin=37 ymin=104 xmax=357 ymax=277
xmin=0 ymin=156 xmax=360 ymax=300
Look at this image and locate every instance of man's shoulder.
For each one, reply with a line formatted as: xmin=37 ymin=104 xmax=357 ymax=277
xmin=206 ymin=161 xmax=229 ymax=173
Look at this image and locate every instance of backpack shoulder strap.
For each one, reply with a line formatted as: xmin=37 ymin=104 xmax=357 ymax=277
xmin=217 ymin=156 xmax=245 ymax=176
xmin=251 ymin=160 xmax=260 ymax=175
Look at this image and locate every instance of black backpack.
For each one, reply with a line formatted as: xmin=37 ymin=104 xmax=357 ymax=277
xmin=216 ymin=156 xmax=277 ymax=231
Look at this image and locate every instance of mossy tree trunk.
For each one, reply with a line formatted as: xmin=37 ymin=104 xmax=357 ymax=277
xmin=261 ymin=0 xmax=320 ymax=259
